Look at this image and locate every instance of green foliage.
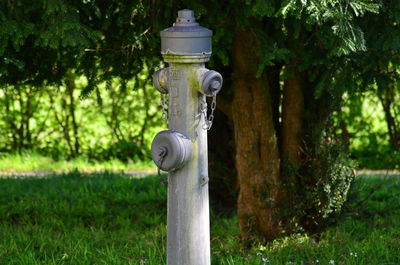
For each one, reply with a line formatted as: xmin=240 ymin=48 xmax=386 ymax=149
xmin=0 ymin=0 xmax=101 ymax=84
xmin=0 ymin=0 xmax=398 ymax=243
xmin=251 ymin=0 xmax=276 ymax=18
xmin=278 ymin=0 xmax=380 ymax=56
xmin=0 ymin=0 xmax=171 ymax=85
xmin=280 ymin=0 xmax=380 ymax=22
xmin=333 ymin=91 xmax=400 ymax=169
xmin=339 ymin=0 xmax=400 ymax=161
xmin=256 ymin=43 xmax=290 ymax=78
xmin=281 ymin=134 xmax=355 ymax=235
xmin=0 ymin=173 xmax=398 ymax=264
xmin=0 ymin=74 xmax=164 ymax=161
xmin=353 ymin=148 xmax=400 ymax=170
xmin=304 ymin=137 xmax=355 ymax=220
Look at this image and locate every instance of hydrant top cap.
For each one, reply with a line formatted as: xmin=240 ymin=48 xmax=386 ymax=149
xmin=161 ymin=9 xmax=212 ymax=36
xmin=176 ymin=9 xmax=197 ymax=25
xmin=160 ymin=9 xmax=212 ymax=58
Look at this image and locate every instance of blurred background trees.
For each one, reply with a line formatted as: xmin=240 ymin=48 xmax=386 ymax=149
xmin=0 ymin=0 xmax=164 ymax=161
xmin=1 ymin=0 xmax=399 ymax=242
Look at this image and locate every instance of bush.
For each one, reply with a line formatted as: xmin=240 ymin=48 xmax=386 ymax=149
xmin=280 ymin=135 xmax=355 ymax=236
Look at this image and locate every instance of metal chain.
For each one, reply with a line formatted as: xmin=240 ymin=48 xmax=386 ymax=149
xmin=157 ymin=147 xmax=168 ymax=186
xmin=160 ymin=93 xmax=168 ymax=126
xmin=202 ymin=93 xmax=217 ymax=130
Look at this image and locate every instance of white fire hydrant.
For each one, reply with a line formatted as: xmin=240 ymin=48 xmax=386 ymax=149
xmin=151 ymin=9 xmax=223 ymax=265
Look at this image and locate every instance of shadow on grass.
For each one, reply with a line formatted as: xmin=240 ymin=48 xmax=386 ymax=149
xmin=0 ymin=172 xmax=399 ymax=264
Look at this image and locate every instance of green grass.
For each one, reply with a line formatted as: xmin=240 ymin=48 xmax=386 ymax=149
xmin=0 ymin=173 xmax=399 ymax=264
xmin=0 ymin=152 xmax=156 ymax=173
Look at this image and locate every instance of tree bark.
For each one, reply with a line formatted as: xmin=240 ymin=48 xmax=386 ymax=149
xmin=23 ymin=86 xmax=34 ymax=149
xmin=3 ymin=87 xmax=19 ymax=151
xmin=378 ymin=83 xmax=400 ymax=149
xmin=48 ymin=88 xmax=74 ymax=156
xmin=231 ymin=27 xmax=281 ymax=241
xmin=281 ymin=72 xmax=305 ymax=165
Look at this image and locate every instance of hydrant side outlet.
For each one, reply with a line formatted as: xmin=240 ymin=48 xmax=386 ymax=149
xmin=199 ymin=69 xmax=223 ymax=96
xmin=153 ymin=68 xmax=169 ymax=94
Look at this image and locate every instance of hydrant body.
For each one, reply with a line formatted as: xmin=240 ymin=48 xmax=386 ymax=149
xmin=151 ymin=10 xmax=222 ymax=265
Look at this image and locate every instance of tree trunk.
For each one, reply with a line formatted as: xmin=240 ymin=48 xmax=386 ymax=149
xmin=66 ymin=73 xmax=80 ymax=156
xmin=3 ymin=87 xmax=18 ymax=151
xmin=208 ymin=108 xmax=237 ymax=210
xmin=16 ymin=86 xmax=25 ymax=151
xmin=378 ymin=83 xmax=400 ymax=149
xmin=281 ymin=72 xmax=304 ymax=165
xmin=48 ymin=88 xmax=75 ymax=157
xmin=223 ymin=25 xmax=352 ymax=242
xmin=23 ymin=86 xmax=34 ymax=148
xmin=231 ymin=27 xmax=281 ymax=241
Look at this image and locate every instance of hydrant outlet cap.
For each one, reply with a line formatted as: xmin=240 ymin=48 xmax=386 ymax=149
xmin=160 ymin=9 xmax=212 ymax=56
xmin=151 ymin=130 xmax=193 ymax=172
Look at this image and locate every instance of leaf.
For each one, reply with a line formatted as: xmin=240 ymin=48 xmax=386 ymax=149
xmin=4 ymin=57 xmax=25 ymax=70
xmin=251 ymin=0 xmax=276 ymax=17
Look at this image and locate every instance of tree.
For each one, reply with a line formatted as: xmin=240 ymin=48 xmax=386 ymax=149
xmin=0 ymin=0 xmax=163 ymax=159
xmin=47 ymin=73 xmax=82 ymax=158
xmin=184 ymin=0 xmax=378 ymax=240
xmin=1 ymin=0 xmax=380 ymax=242
xmin=0 ymin=0 xmax=100 ymax=85
xmin=0 ymin=85 xmax=50 ymax=151
xmin=351 ymin=0 xmax=400 ymax=150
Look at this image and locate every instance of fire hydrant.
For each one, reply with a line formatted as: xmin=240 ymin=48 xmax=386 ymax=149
xmin=151 ymin=9 xmax=222 ymax=265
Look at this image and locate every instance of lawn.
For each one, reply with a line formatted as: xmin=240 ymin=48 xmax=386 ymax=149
xmin=0 ymin=152 xmax=156 ymax=174
xmin=0 ymin=172 xmax=399 ymax=264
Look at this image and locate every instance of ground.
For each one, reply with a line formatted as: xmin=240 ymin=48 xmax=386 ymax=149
xmin=0 ymin=171 xmax=399 ymax=264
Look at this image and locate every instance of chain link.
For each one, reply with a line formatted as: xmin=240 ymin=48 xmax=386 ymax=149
xmin=160 ymin=85 xmax=217 ymax=130
xmin=160 ymin=93 xmax=168 ymax=126
xmin=202 ymin=93 xmax=217 ymax=130
xmin=157 ymin=147 xmax=168 ymax=186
